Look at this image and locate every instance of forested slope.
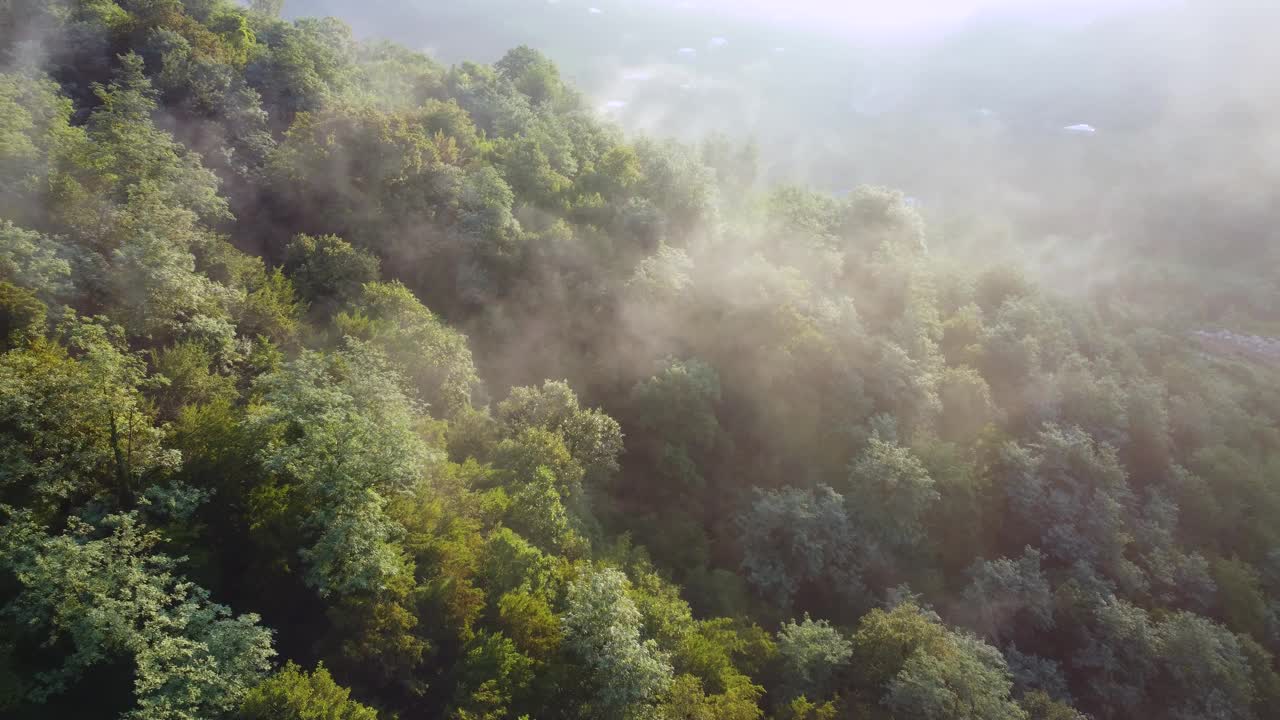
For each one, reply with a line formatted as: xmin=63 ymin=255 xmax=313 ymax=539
xmin=2 ymin=2 xmax=1280 ymax=719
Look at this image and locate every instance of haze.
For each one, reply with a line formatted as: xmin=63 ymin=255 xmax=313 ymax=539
xmin=649 ymin=0 xmax=1171 ymax=38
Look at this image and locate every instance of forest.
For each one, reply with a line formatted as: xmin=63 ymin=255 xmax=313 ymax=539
xmin=1 ymin=1 xmax=1279 ymax=719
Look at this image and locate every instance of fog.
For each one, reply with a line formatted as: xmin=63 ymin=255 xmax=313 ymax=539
xmin=286 ymin=0 xmax=1279 ymax=291
xmin=645 ymin=0 xmax=1171 ymax=37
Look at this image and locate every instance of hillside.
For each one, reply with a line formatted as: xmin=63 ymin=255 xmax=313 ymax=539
xmin=2 ymin=2 xmax=1280 ymax=719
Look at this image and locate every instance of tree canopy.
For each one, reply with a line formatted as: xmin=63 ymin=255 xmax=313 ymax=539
xmin=0 ymin=2 xmax=1277 ymax=719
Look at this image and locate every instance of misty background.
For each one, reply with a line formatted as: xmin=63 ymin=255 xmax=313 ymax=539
xmin=287 ymin=0 xmax=1280 ymax=310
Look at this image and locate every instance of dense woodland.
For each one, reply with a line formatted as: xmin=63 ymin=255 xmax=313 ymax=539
xmin=2 ymin=2 xmax=1280 ymax=719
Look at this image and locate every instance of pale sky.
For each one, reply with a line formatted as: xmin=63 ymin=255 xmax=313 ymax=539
xmin=655 ymin=0 xmax=1171 ymax=37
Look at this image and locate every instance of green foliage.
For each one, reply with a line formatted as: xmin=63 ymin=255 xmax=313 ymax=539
xmin=0 ymin=72 xmax=83 ymax=226
xmin=883 ymin=631 xmax=1025 ymax=720
xmin=240 ymin=662 xmax=378 ymax=720
xmin=2 ymin=7 xmax=1279 ymax=720
xmin=737 ymin=485 xmax=862 ymax=612
xmin=449 ymin=631 xmax=534 ymax=720
xmin=961 ymin=548 xmax=1054 ymax=642
xmin=0 ymin=221 xmax=71 ymax=306
xmin=480 ymin=527 xmax=559 ymax=601
xmin=630 ymin=358 xmax=721 ymax=457
xmin=335 ymin=280 xmax=479 ymax=416
xmin=0 ymin=512 xmax=274 ymax=719
xmin=1001 ymin=424 xmax=1135 ymax=571
xmin=1150 ymin=611 xmax=1257 ymax=720
xmin=247 ymin=15 xmax=356 ymax=121
xmin=247 ymin=340 xmax=433 ymax=597
xmin=0 ymin=281 xmax=45 ymax=348
xmin=495 ymin=46 xmax=566 ymax=107
xmin=150 ymin=340 xmax=238 ymax=418
xmin=498 ymin=379 xmax=622 ymax=483
xmin=774 ymin=614 xmax=851 ymax=704
xmin=1212 ymin=556 xmax=1269 ymax=640
xmin=844 ymin=437 xmax=939 ymax=567
xmin=248 ymin=0 xmax=285 ymax=19
xmin=283 ymin=233 xmax=380 ymax=315
xmin=1020 ymin=691 xmax=1087 ymax=720
xmin=496 ymin=589 xmax=562 ymax=661
xmin=776 ymin=695 xmax=839 ymax=720
xmin=494 ymin=427 xmax=583 ymax=500
xmin=850 ymin=603 xmax=1024 ymax=720
xmin=937 ymin=365 xmax=998 ymax=442
xmin=562 ymin=568 xmax=674 ymax=720
xmin=235 ymin=265 xmax=305 ymax=349
xmin=0 ymin=317 xmax=174 ymax=518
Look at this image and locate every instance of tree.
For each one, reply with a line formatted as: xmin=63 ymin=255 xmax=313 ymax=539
xmin=505 ymin=466 xmax=585 ymax=556
xmin=844 ymin=437 xmax=939 ymax=569
xmin=249 ymin=0 xmax=286 ymax=18
xmin=240 ymin=662 xmax=378 ymax=720
xmin=282 ymin=234 xmax=380 ymax=315
xmin=0 ymin=221 xmax=71 ymax=307
xmin=974 ymin=265 xmax=1034 ymax=314
xmin=233 ymin=262 xmax=305 ymax=348
xmin=1131 ymin=489 xmax=1215 ymax=612
xmin=247 ymin=340 xmax=432 ymax=597
xmin=0 ymin=512 xmax=274 ymax=719
xmin=1211 ymin=556 xmax=1269 ymax=640
xmin=561 ymin=568 xmax=674 ymax=720
xmin=149 ymin=340 xmax=238 ymax=419
xmin=0 ymin=281 xmax=45 ymax=348
xmin=80 ymin=52 xmax=228 ymax=222
xmin=247 ymin=16 xmax=356 ymax=122
xmin=497 ymin=589 xmax=562 ymax=662
xmin=629 ymin=358 xmax=721 ymax=457
xmin=1069 ymin=597 xmax=1158 ymax=718
xmin=838 ymin=185 xmax=927 ymax=257
xmin=497 ymin=379 xmax=622 ymax=484
xmin=495 ymin=46 xmax=566 ymax=107
xmin=1000 ymin=425 xmax=1135 ymax=573
xmin=448 ymin=631 xmax=535 ymax=720
xmin=0 ymin=71 xmax=71 ymax=224
xmin=0 ymin=316 xmax=174 ymax=519
xmin=850 ymin=603 xmax=1024 ymax=720
xmin=941 ymin=303 xmax=985 ymax=367
xmin=937 ymin=365 xmax=998 ymax=442
xmin=775 ymin=615 xmax=851 ymax=704
xmin=22 ymin=52 xmax=241 ymax=346
xmin=737 ymin=485 xmax=863 ymax=611
xmin=456 ymin=165 xmax=522 ymax=288
xmin=633 ymin=138 xmax=719 ymax=240
xmin=493 ymin=427 xmax=584 ymax=507
xmin=884 ymin=632 xmax=1026 ymax=720
xmin=1020 ymin=691 xmax=1088 ymax=720
xmin=850 ymin=602 xmax=951 ymax=694
xmin=336 ymin=281 xmax=480 ymax=416
xmin=1151 ymin=611 xmax=1257 ymax=720
xmin=962 ymin=548 xmax=1055 ymax=644
xmin=479 ymin=527 xmax=559 ymax=602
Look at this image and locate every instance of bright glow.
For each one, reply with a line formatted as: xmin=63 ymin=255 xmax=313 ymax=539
xmin=650 ymin=0 xmax=1169 ymax=38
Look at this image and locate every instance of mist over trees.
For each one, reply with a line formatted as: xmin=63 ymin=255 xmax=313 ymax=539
xmin=1 ymin=1 xmax=1279 ymax=719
